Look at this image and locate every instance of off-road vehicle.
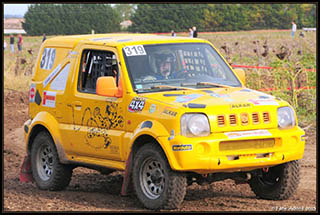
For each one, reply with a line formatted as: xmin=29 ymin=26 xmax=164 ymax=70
xmin=21 ymin=34 xmax=305 ymax=209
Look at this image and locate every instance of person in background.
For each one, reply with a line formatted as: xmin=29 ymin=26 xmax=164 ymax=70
xmin=10 ymin=34 xmax=15 ymax=53
xmin=192 ymin=26 xmax=198 ymax=38
xmin=291 ymin=21 xmax=297 ymax=38
xmin=171 ymin=30 xmax=176 ymax=37
xmin=4 ymin=40 xmax=7 ymax=51
xmin=42 ymin=33 xmax=47 ymax=42
xmin=17 ymin=34 xmax=23 ymax=52
xmin=189 ymin=28 xmax=193 ymax=38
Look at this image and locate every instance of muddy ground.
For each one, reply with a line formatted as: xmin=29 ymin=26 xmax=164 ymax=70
xmin=3 ymin=90 xmax=317 ymax=212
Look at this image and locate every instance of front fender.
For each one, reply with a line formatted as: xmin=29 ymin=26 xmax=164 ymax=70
xmin=127 ymin=120 xmax=181 ymax=170
xmin=28 ymin=111 xmax=68 ymax=163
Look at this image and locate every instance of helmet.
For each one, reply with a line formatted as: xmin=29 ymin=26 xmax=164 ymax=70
xmin=155 ymin=53 xmax=175 ymax=68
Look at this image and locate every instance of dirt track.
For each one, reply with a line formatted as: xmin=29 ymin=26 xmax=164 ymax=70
xmin=3 ymin=90 xmax=317 ymax=212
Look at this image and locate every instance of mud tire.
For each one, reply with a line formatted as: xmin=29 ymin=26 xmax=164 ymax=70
xmin=249 ymin=160 xmax=300 ymax=200
xmin=31 ymin=131 xmax=73 ymax=191
xmin=132 ymin=143 xmax=187 ymax=210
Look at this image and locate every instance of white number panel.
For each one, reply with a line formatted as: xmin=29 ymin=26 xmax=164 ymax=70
xmin=124 ymin=45 xmax=146 ymax=56
xmin=40 ymin=48 xmax=56 ymax=70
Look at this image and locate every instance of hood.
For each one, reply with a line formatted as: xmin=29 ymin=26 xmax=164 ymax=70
xmin=141 ymin=87 xmax=286 ymax=132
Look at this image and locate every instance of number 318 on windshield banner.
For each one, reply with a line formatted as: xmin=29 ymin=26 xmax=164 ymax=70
xmin=124 ymin=45 xmax=146 ymax=56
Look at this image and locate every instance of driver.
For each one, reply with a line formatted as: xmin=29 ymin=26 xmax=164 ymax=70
xmin=154 ymin=53 xmax=176 ymax=80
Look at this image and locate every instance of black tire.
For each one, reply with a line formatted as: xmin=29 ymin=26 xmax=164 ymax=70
xmin=249 ymin=160 xmax=300 ymax=200
xmin=31 ymin=131 xmax=73 ymax=191
xmin=132 ymin=143 xmax=187 ymax=210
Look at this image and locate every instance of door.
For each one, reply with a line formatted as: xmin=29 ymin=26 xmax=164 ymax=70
xmin=67 ymin=45 xmax=125 ymax=161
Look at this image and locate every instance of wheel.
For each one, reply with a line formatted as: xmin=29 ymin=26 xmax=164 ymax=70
xmin=249 ymin=160 xmax=300 ymax=200
xmin=132 ymin=143 xmax=187 ymax=210
xmin=31 ymin=131 xmax=73 ymax=191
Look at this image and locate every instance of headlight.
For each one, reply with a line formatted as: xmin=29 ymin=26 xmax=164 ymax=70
xmin=181 ymin=114 xmax=210 ymax=137
xmin=277 ymin=106 xmax=296 ymax=129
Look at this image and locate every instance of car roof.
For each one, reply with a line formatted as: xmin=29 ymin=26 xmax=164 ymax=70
xmin=43 ymin=33 xmax=206 ymax=48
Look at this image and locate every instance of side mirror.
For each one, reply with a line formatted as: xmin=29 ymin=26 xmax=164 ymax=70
xmin=234 ymin=68 xmax=246 ymax=86
xmin=96 ymin=76 xmax=122 ymax=97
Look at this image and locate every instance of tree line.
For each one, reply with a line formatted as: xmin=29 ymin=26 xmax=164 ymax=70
xmin=22 ymin=4 xmax=316 ymax=36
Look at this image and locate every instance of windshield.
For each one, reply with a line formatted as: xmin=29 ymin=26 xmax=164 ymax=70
xmin=123 ymin=43 xmax=241 ymax=93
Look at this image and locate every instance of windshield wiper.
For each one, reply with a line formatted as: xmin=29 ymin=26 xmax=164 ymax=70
xmin=181 ymin=82 xmax=231 ymax=88
xmin=135 ymin=85 xmax=189 ymax=93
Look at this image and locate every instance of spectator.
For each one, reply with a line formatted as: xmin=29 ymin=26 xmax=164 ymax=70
xmin=291 ymin=21 xmax=297 ymax=38
xmin=4 ymin=40 xmax=7 ymax=51
xmin=189 ymin=28 xmax=193 ymax=38
xmin=17 ymin=34 xmax=23 ymax=52
xmin=193 ymin=26 xmax=198 ymax=38
xmin=42 ymin=33 xmax=47 ymax=42
xmin=10 ymin=34 xmax=15 ymax=53
xmin=171 ymin=30 xmax=176 ymax=37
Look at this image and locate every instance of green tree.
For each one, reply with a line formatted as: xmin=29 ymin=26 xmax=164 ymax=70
xmin=128 ymin=4 xmax=208 ymax=33
xmin=22 ymin=4 xmax=121 ymax=35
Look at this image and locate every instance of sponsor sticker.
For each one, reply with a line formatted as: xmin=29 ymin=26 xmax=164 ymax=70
xmin=43 ymin=64 xmax=62 ymax=88
xmin=248 ymin=99 xmax=278 ymax=106
xmin=172 ymin=144 xmax=193 ymax=151
xmin=50 ymin=63 xmax=70 ymax=91
xmin=42 ymin=91 xmax=56 ymax=108
xmin=128 ymin=97 xmax=145 ymax=112
xmin=29 ymin=83 xmax=36 ymax=103
xmin=175 ymin=94 xmax=202 ymax=103
xmin=210 ymin=92 xmax=230 ymax=98
xmin=163 ymin=109 xmax=177 ymax=117
xmin=224 ymin=129 xmax=272 ymax=139
xmin=230 ymin=103 xmax=251 ymax=109
xmin=149 ymin=104 xmax=156 ymax=113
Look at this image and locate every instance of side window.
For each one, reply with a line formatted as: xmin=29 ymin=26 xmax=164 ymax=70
xmin=78 ymin=50 xmax=119 ymax=93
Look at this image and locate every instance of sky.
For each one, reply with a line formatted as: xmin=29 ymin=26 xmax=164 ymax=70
xmin=4 ymin=4 xmax=31 ymax=16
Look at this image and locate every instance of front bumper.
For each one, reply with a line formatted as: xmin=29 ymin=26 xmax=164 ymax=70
xmin=158 ymin=126 xmax=305 ymax=174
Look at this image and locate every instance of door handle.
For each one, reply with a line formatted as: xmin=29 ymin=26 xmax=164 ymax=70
xmin=72 ymin=101 xmax=82 ymax=110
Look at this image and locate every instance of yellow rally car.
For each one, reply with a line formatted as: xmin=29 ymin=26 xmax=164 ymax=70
xmin=20 ymin=34 xmax=305 ymax=210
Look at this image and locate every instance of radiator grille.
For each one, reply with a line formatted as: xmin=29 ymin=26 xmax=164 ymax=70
xmin=229 ymin=114 xmax=237 ymax=126
xmin=263 ymin=112 xmax=270 ymax=123
xmin=252 ymin=112 xmax=260 ymax=124
xmin=217 ymin=115 xmax=225 ymax=126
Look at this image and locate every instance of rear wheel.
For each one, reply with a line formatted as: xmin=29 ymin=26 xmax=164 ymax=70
xmin=31 ymin=131 xmax=73 ymax=191
xmin=133 ymin=143 xmax=187 ymax=209
xmin=249 ymin=160 xmax=300 ymax=200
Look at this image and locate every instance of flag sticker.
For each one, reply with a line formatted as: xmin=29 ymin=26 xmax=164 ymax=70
xmin=42 ymin=91 xmax=56 ymax=108
xmin=29 ymin=84 xmax=36 ymax=103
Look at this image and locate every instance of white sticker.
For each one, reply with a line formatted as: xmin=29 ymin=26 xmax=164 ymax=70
xmin=50 ymin=63 xmax=70 ymax=91
xmin=224 ymin=129 xmax=272 ymax=139
xmin=248 ymin=99 xmax=278 ymax=106
xmin=42 ymin=91 xmax=56 ymax=108
xmin=29 ymin=83 xmax=36 ymax=103
xmin=40 ymin=48 xmax=56 ymax=70
xmin=43 ymin=64 xmax=62 ymax=88
xmin=124 ymin=45 xmax=146 ymax=56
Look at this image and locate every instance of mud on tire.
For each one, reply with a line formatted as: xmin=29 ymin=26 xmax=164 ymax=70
xmin=132 ymin=143 xmax=187 ymax=210
xmin=31 ymin=131 xmax=73 ymax=191
xmin=249 ymin=160 xmax=300 ymax=200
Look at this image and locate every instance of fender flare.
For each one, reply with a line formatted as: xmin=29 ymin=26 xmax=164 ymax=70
xmin=28 ymin=111 xmax=69 ymax=163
